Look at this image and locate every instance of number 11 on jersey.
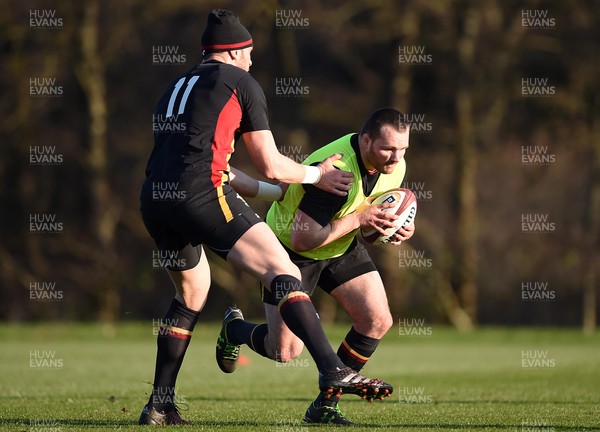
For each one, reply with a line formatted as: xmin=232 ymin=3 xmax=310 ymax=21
xmin=166 ymin=76 xmax=199 ymax=118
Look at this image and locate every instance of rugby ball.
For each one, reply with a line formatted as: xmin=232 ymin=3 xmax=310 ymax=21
xmin=360 ymin=188 xmax=417 ymax=245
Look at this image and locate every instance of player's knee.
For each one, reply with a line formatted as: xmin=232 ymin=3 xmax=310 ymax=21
xmin=381 ymin=312 xmax=394 ymax=333
xmin=359 ymin=312 xmax=393 ymax=338
xmin=375 ymin=313 xmax=394 ymax=336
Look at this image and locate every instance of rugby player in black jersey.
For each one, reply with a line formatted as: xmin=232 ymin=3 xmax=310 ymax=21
xmin=138 ymin=9 xmax=392 ymax=425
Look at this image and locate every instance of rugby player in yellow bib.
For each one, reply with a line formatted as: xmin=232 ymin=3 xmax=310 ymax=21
xmin=217 ymin=108 xmax=415 ymax=425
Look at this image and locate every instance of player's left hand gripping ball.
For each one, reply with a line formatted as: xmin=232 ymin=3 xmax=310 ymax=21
xmin=360 ymin=188 xmax=417 ymax=245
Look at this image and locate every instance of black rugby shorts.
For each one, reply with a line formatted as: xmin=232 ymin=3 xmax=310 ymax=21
xmin=261 ymin=239 xmax=377 ymax=305
xmin=141 ymin=184 xmax=262 ymax=270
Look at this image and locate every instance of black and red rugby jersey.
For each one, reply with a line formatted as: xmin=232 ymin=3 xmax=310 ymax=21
xmin=141 ymin=60 xmax=270 ymax=201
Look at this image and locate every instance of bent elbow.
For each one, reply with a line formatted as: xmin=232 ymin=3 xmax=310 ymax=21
xmin=261 ymin=164 xmax=278 ymax=181
xmin=257 ymin=156 xmax=280 ymax=181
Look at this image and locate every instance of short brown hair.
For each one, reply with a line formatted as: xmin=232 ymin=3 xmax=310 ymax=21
xmin=360 ymin=108 xmax=408 ymax=140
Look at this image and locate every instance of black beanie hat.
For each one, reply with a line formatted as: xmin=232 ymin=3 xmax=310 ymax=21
xmin=201 ymin=9 xmax=253 ymax=52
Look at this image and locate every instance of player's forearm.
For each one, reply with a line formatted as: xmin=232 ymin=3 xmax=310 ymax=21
xmin=319 ymin=213 xmax=361 ymax=247
xmin=229 ymin=167 xmax=259 ymax=197
xmin=229 ymin=166 xmax=284 ymax=201
xmin=242 ymin=130 xmax=321 ymax=184
xmin=258 ymin=152 xmax=321 ymax=185
xmin=292 ymin=212 xmax=360 ymax=252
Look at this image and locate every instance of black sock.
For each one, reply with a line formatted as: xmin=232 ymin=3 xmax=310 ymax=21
xmin=337 ymin=326 xmax=380 ymax=372
xmin=149 ymin=299 xmax=199 ymax=412
xmin=316 ymin=327 xmax=381 ymax=408
xmin=227 ymin=321 xmax=269 ymax=358
xmin=274 ymin=276 xmax=345 ymax=373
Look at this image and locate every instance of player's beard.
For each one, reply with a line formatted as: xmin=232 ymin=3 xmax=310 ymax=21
xmin=380 ymin=161 xmax=398 ymax=174
xmin=369 ymin=155 xmax=398 ymax=174
xmin=364 ymin=144 xmax=399 ymax=174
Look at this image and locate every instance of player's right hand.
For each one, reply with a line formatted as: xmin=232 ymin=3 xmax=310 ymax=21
xmin=315 ymin=154 xmax=354 ymax=196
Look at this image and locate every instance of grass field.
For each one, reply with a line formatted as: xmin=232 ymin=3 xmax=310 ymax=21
xmin=0 ymin=323 xmax=598 ymax=431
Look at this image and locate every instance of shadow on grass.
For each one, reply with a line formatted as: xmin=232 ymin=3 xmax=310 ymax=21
xmin=185 ymin=395 xmax=599 ymax=406
xmin=3 ymin=418 xmax=266 ymax=428
xmin=4 ymin=418 xmax=600 ymax=430
xmin=424 ymin=400 xmax=600 ymax=405
xmin=354 ymin=424 xmax=600 ymax=430
xmin=2 ymin=419 xmax=133 ymax=427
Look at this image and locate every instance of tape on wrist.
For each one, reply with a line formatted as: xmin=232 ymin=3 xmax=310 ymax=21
xmin=256 ymin=181 xmax=283 ymax=201
xmin=302 ymin=165 xmax=322 ymax=184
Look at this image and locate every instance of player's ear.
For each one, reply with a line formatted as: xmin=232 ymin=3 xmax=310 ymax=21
xmin=361 ymin=133 xmax=372 ymax=148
